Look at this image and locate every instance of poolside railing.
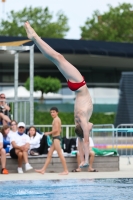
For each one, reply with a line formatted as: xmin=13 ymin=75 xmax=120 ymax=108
xmin=0 ymin=100 xmax=31 ymax=125
xmin=116 ymin=124 xmax=133 ymax=157
xmin=0 ymin=122 xmax=133 ymax=156
xmin=31 ymin=124 xmax=133 ymax=156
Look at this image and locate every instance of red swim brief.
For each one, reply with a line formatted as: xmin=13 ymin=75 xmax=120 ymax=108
xmin=67 ymin=77 xmax=86 ymax=91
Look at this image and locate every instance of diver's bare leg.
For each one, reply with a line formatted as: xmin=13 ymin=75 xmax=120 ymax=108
xmin=24 ymin=21 xmax=82 ymax=82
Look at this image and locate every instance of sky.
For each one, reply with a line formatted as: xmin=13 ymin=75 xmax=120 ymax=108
xmin=0 ymin=0 xmax=133 ymax=39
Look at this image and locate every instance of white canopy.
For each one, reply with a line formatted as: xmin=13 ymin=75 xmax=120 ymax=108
xmin=89 ymin=87 xmax=119 ymax=104
xmin=0 ymin=86 xmax=62 ymax=99
xmin=0 ymin=86 xmax=119 ymax=104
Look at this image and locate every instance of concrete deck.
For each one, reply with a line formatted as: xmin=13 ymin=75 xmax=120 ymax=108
xmin=6 ymin=155 xmax=119 ymax=173
xmin=0 ymin=157 xmax=132 ymax=181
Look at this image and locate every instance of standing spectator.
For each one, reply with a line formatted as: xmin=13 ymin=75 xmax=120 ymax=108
xmin=10 ymin=122 xmax=33 ymax=174
xmin=0 ymin=93 xmax=11 ymax=125
xmin=35 ymin=107 xmax=68 ymax=175
xmin=0 ymin=129 xmax=9 ymax=174
xmin=1 ymin=125 xmax=10 ymax=155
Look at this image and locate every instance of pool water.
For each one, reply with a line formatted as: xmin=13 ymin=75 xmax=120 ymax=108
xmin=0 ymin=178 xmax=133 ymax=200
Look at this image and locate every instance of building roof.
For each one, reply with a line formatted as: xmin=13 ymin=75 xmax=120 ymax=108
xmin=0 ymin=36 xmax=133 ymax=58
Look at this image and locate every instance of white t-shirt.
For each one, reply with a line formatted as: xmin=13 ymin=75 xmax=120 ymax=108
xmin=0 ymin=132 xmax=3 ymax=143
xmin=76 ymin=137 xmax=94 ymax=147
xmin=29 ymin=132 xmax=43 ymax=150
xmin=10 ymin=132 xmax=30 ymax=150
xmin=8 ymin=130 xmax=17 ymax=140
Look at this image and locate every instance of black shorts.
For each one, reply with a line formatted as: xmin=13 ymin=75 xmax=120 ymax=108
xmin=10 ymin=148 xmax=18 ymax=159
xmin=53 ymin=135 xmax=61 ymax=141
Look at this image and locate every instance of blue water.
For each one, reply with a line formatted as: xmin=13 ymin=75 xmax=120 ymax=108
xmin=0 ymin=178 xmax=133 ymax=200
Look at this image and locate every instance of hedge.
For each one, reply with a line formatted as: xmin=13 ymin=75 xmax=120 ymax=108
xmin=34 ymin=111 xmax=115 ymax=125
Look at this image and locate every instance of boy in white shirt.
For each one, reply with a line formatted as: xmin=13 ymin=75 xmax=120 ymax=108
xmin=72 ymin=137 xmax=98 ymax=172
xmin=10 ymin=122 xmax=33 ymax=174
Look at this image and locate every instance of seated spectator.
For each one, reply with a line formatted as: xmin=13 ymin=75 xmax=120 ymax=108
xmin=72 ymin=137 xmax=98 ymax=172
xmin=8 ymin=120 xmax=18 ymax=139
xmin=28 ymin=126 xmax=49 ymax=155
xmin=0 ymin=129 xmax=9 ymax=174
xmin=28 ymin=126 xmax=42 ymax=155
xmin=1 ymin=125 xmax=10 ymax=155
xmin=0 ymin=93 xmax=11 ymax=125
xmin=10 ymin=122 xmax=33 ymax=174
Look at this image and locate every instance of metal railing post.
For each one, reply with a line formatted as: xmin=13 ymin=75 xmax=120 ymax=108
xmin=14 ymin=52 xmax=19 ymax=121
xmin=29 ymin=45 xmax=34 ymax=125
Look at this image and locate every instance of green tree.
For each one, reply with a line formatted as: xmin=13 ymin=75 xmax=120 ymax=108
xmin=80 ymin=3 xmax=133 ymax=42
xmin=25 ymin=76 xmax=61 ymax=100
xmin=0 ymin=7 xmax=69 ymax=38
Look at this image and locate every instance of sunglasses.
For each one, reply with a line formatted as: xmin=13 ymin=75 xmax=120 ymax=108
xmin=19 ymin=126 xmax=25 ymax=129
xmin=0 ymin=97 xmax=5 ymax=99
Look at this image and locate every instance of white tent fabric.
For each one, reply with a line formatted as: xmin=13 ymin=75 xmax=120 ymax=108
xmin=89 ymin=88 xmax=119 ymax=104
xmin=0 ymin=86 xmax=119 ymax=104
xmin=0 ymin=86 xmax=62 ymax=99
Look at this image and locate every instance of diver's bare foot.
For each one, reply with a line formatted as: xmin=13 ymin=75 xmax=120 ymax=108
xmin=35 ymin=169 xmax=45 ymax=174
xmin=59 ymin=171 xmax=69 ymax=175
xmin=24 ymin=21 xmax=37 ymax=40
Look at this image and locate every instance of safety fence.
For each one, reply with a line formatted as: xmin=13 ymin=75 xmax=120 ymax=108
xmin=0 ymin=122 xmax=133 ymax=156
xmin=31 ymin=124 xmax=133 ymax=156
xmin=26 ymin=124 xmax=116 ymax=153
xmin=91 ymin=124 xmax=115 ymax=149
xmin=115 ymin=124 xmax=133 ymax=157
xmin=0 ymin=100 xmax=31 ymax=125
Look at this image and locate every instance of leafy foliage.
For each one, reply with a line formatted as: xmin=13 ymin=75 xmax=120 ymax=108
xmin=25 ymin=76 xmax=61 ymax=100
xmin=80 ymin=3 xmax=133 ymax=42
xmin=34 ymin=111 xmax=75 ymax=125
xmin=34 ymin=110 xmax=115 ymax=125
xmin=0 ymin=7 xmax=69 ymax=38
